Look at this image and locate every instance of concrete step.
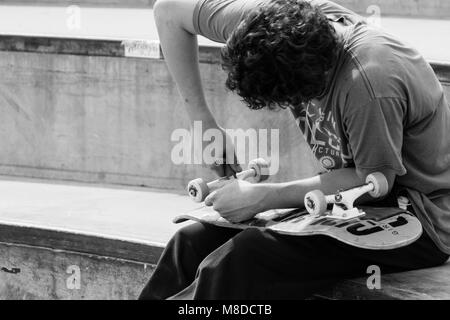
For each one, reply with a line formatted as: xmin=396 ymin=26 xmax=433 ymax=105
xmin=0 ymin=5 xmax=449 ymax=60
xmin=317 ymin=262 xmax=450 ymax=300
xmin=0 ymin=177 xmax=194 ymax=299
xmin=0 ymin=177 xmax=196 ymax=247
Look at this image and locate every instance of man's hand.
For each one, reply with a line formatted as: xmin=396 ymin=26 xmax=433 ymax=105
xmin=207 ymin=127 xmax=242 ymax=177
xmin=204 ymin=180 xmax=270 ymax=223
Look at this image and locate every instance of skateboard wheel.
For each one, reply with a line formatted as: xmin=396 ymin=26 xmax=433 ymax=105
xmin=304 ymin=190 xmax=327 ymax=215
xmin=366 ymin=172 xmax=389 ymax=198
xmin=187 ymin=178 xmax=209 ymax=203
xmin=248 ymin=158 xmax=270 ymax=182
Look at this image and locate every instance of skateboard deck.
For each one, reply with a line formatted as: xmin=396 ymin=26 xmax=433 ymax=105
xmin=173 ymin=206 xmax=423 ymax=250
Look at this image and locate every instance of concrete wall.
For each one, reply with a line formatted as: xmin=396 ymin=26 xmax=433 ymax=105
xmin=0 ymin=39 xmax=320 ymax=191
xmin=0 ymin=243 xmax=152 ymax=300
xmin=0 ymin=216 xmax=163 ymax=300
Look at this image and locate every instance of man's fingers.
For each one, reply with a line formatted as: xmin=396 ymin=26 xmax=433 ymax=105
xmin=204 ymin=190 xmax=217 ymax=207
xmin=209 ymin=162 xmax=225 ymax=177
xmin=224 ymin=165 xmax=235 ymax=178
xmin=208 ymin=154 xmax=242 ymax=177
xmin=231 ymin=153 xmax=242 ymax=172
xmin=229 ymin=160 xmax=242 ymax=173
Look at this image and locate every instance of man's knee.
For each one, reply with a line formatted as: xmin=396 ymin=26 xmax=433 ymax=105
xmin=170 ymin=223 xmax=205 ymax=248
xmin=197 ymin=228 xmax=269 ymax=272
xmin=170 ymin=222 xmax=239 ymax=255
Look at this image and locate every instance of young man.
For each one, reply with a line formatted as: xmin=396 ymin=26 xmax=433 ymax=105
xmin=139 ymin=0 xmax=450 ymax=299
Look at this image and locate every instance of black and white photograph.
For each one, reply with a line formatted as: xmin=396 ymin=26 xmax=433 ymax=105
xmin=0 ymin=0 xmax=449 ymax=307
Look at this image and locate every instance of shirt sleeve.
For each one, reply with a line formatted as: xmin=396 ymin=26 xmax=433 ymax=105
xmin=310 ymin=0 xmax=363 ymax=24
xmin=193 ymin=0 xmax=267 ymax=43
xmin=193 ymin=0 xmax=363 ymax=43
xmin=343 ymin=97 xmax=408 ymax=178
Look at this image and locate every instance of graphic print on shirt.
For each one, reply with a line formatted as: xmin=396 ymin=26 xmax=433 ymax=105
xmin=291 ymin=102 xmax=354 ymax=170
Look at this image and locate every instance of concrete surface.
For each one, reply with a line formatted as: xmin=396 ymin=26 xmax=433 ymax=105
xmin=0 ymin=177 xmax=198 ymax=245
xmin=0 ymin=5 xmax=218 ymax=46
xmin=0 ymin=0 xmax=155 ymax=7
xmin=0 ymin=5 xmax=449 ymax=61
xmin=334 ymin=0 xmax=450 ymax=19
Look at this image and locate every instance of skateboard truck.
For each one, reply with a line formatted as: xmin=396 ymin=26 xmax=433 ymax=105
xmin=187 ymin=158 xmax=270 ymax=203
xmin=304 ymin=172 xmax=389 ymax=220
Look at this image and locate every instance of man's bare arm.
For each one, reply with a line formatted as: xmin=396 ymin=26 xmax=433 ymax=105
xmin=205 ymin=167 xmax=396 ymax=222
xmin=154 ymin=0 xmax=242 ymax=175
xmin=154 ymin=0 xmax=217 ymax=127
xmin=263 ymin=167 xmax=396 ymax=210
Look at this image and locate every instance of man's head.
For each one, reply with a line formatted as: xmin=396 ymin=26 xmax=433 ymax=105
xmin=221 ymin=0 xmax=340 ymax=110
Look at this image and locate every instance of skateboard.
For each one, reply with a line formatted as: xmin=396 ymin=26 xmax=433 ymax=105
xmin=176 ymin=172 xmax=423 ymax=250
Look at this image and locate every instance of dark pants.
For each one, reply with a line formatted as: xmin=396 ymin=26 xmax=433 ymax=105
xmin=139 ymin=222 xmax=449 ymax=300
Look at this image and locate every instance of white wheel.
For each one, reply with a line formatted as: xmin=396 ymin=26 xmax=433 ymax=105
xmin=304 ymin=190 xmax=327 ymax=215
xmin=187 ymin=178 xmax=209 ymax=203
xmin=248 ymin=158 xmax=270 ymax=182
xmin=366 ymin=172 xmax=389 ymax=198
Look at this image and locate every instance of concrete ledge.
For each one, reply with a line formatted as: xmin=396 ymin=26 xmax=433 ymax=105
xmin=317 ymin=262 xmax=450 ymax=300
xmin=0 ymin=35 xmax=448 ymax=82
xmin=0 ymin=177 xmax=199 ymax=258
xmin=0 ymin=35 xmax=221 ymax=63
xmin=3 ymin=222 xmax=449 ymax=300
xmin=0 ymin=223 xmax=163 ymax=264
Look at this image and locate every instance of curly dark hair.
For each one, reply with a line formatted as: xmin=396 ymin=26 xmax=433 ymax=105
xmin=221 ymin=0 xmax=340 ymax=110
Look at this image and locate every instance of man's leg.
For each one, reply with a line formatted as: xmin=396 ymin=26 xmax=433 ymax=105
xmin=168 ymin=228 xmax=449 ymax=300
xmin=138 ymin=223 xmax=241 ymax=300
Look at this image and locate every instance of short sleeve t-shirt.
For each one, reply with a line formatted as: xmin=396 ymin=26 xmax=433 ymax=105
xmin=192 ymin=0 xmax=450 ymax=254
